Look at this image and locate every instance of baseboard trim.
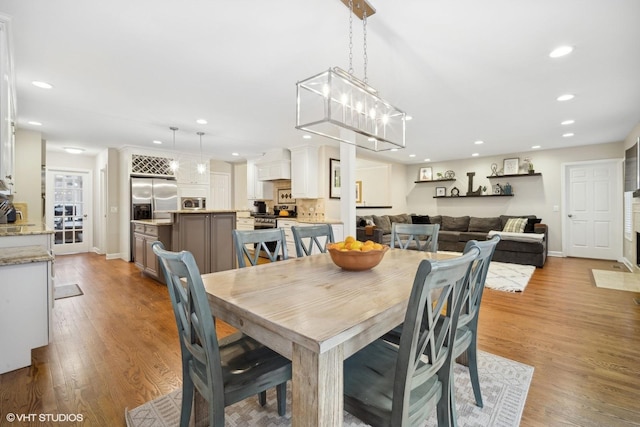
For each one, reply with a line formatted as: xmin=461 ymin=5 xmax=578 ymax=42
xmin=106 ymin=253 xmax=123 ymax=260
xmin=548 ymin=251 xmax=563 ymax=258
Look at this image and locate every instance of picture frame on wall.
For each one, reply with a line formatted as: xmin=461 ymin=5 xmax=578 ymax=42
xmin=435 ymin=187 xmax=446 ymax=197
xmin=503 ymin=158 xmax=519 ymax=175
xmin=419 ymin=167 xmax=433 ymax=181
xmin=329 ymin=158 xmax=341 ymax=199
xmin=356 ymin=180 xmax=363 ymax=203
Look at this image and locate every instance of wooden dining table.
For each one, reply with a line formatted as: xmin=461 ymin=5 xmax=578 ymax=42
xmin=198 ymin=248 xmax=456 ymax=426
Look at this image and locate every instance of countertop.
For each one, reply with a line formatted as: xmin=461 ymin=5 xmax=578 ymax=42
xmin=163 ymin=209 xmax=239 ymax=214
xmin=131 ymin=219 xmax=173 ymax=225
xmin=0 ymin=223 xmax=54 ymax=236
xmin=0 ymin=245 xmax=54 ymax=266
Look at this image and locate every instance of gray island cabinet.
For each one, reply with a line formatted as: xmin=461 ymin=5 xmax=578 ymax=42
xmin=170 ymin=210 xmax=236 ymax=274
xmin=132 ymin=220 xmax=172 ymax=284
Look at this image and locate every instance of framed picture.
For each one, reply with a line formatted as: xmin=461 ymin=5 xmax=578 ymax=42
xmin=356 ymin=180 xmax=363 ymax=203
xmin=435 ymin=187 xmax=446 ymax=197
xmin=419 ymin=167 xmax=433 ymax=181
xmin=329 ymin=158 xmax=341 ymax=199
xmin=503 ymin=158 xmax=519 ymax=175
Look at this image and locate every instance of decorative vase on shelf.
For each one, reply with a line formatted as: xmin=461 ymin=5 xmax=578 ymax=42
xmin=528 ymin=163 xmax=534 ymax=174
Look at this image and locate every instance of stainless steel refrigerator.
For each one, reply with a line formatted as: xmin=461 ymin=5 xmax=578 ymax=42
xmin=130 ymin=176 xmax=178 ymax=260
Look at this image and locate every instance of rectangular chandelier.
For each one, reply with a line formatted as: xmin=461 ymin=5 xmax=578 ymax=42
xmin=296 ymin=67 xmax=406 ymax=151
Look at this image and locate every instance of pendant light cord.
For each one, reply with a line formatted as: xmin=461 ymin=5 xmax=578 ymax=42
xmin=348 ymin=0 xmax=354 ymax=75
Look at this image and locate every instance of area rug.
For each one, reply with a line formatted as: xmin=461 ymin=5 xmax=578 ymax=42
xmin=53 ymin=283 xmax=83 ymax=300
xmin=439 ymin=251 xmax=535 ymax=292
xmin=125 ymin=351 xmax=534 ymax=427
xmin=592 ymin=269 xmax=640 ymax=292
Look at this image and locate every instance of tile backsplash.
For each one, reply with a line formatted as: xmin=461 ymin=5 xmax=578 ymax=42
xmin=263 ymin=179 xmax=326 ymax=221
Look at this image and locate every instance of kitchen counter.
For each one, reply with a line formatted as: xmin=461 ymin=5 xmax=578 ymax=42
xmin=0 ymin=245 xmax=54 ymax=266
xmin=295 ymin=218 xmax=343 ymax=224
xmin=130 ymin=219 xmax=173 ymax=225
xmin=0 ymin=223 xmax=54 ymax=236
xmin=166 ymin=209 xmax=238 ymax=214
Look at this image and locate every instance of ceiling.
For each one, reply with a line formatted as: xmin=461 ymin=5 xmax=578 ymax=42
xmin=1 ymin=0 xmax=639 ymax=165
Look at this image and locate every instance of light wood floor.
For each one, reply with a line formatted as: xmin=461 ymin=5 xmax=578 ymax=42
xmin=0 ymin=254 xmax=638 ymax=426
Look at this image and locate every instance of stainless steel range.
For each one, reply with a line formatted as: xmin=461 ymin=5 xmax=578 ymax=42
xmin=252 ymin=214 xmax=277 ymax=229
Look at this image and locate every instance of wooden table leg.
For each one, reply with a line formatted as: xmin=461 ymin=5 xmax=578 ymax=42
xmin=292 ymin=343 xmax=343 ymax=427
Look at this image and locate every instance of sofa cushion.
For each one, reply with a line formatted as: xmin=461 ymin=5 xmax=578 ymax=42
xmin=372 ymin=215 xmax=392 ymax=234
xmin=388 ymin=214 xmax=412 ymax=225
xmin=411 ymin=215 xmax=430 ymax=224
xmin=429 ymin=215 xmax=442 ymax=225
xmin=441 ymin=216 xmax=470 ymax=231
xmin=525 ymin=217 xmax=542 ymax=233
xmin=438 ymin=231 xmax=461 ymax=242
xmin=503 ymin=217 xmax=527 ymax=233
xmin=468 ymin=217 xmax=501 ymax=233
xmin=459 ymin=231 xmax=489 ymax=242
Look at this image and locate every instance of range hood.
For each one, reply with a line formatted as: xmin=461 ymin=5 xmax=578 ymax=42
xmin=256 ymin=149 xmax=291 ymax=181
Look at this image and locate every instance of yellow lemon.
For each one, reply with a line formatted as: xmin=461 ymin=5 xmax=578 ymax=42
xmin=345 ymin=235 xmax=356 ymax=244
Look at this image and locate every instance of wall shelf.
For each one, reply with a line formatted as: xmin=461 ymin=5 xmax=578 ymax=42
xmin=486 ymin=173 xmax=542 ymax=178
xmin=414 ymin=179 xmax=456 ymax=183
xmin=433 ymin=194 xmax=514 ymax=199
xmin=356 ymin=205 xmax=393 ymax=209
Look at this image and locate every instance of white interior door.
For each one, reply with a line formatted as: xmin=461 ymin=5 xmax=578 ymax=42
xmin=563 ymin=160 xmax=622 ymax=260
xmin=46 ymin=169 xmax=92 ymax=255
xmin=210 ymin=172 xmax=230 ymax=210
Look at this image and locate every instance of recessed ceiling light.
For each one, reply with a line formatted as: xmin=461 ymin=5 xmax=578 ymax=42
xmin=32 ymin=81 xmax=53 ymax=89
xmin=472 ymin=153 xmax=479 ymax=157
xmin=390 ymin=148 xmax=398 ymax=152
xmin=474 ymin=140 xmax=484 ymax=145
xmin=302 ymin=135 xmax=312 ymax=139
xmin=28 ymin=121 xmax=42 ymax=126
xmin=196 ymin=119 xmax=208 ymax=124
xmin=424 ymin=158 xmax=431 ymax=162
xmin=557 ymin=94 xmax=575 ymax=102
xmin=531 ymin=145 xmax=541 ymax=149
xmin=561 ymin=119 xmax=575 ymax=125
xmin=409 ymin=154 xmax=416 ymax=158
xmin=153 ymin=140 xmax=162 ymax=144
xmin=64 ymin=147 xmax=84 ymax=154
xmin=549 ymin=45 xmax=574 ymax=58
xmin=563 ymin=133 xmax=575 ymax=138
xmin=405 ymin=116 xmax=413 ymax=121
xmin=232 ymin=152 xmax=239 ymax=156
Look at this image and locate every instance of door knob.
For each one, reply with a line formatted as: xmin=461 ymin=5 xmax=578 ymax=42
xmin=568 ymin=214 xmax=573 ymax=218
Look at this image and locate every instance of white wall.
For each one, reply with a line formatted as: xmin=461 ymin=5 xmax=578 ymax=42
xmin=623 ymin=122 xmax=640 ymax=266
xmin=14 ymin=129 xmax=43 ymax=221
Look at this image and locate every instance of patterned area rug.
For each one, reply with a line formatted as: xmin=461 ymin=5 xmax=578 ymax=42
xmin=125 ymin=351 xmax=533 ymax=427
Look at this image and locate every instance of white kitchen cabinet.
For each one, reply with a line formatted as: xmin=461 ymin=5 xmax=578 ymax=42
xmin=0 ymin=16 xmax=16 ymax=187
xmin=279 ymin=220 xmax=343 ymax=257
xmin=236 ymin=217 xmax=254 ymax=231
xmin=176 ymin=159 xmax=210 ymax=185
xmin=290 ymin=145 xmax=319 ymax=199
xmin=247 ymin=159 xmax=273 ymax=200
xmin=256 ymin=160 xmax=291 ymax=181
xmin=277 ymin=219 xmax=298 ymax=258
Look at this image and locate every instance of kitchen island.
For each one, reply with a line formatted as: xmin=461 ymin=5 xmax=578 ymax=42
xmin=131 ymin=219 xmax=173 ymax=284
xmin=169 ymin=210 xmax=236 ymax=274
xmin=0 ymin=223 xmax=54 ymax=374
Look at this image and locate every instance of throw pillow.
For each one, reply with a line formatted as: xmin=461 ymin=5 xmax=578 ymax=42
xmin=525 ymin=217 xmax=542 ymax=233
xmin=388 ymin=214 xmax=410 ymax=225
xmin=411 ymin=215 xmax=430 ymax=224
xmin=372 ymin=215 xmax=392 ymax=234
xmin=503 ymin=217 xmax=528 ymax=233
xmin=441 ymin=216 xmax=470 ymax=231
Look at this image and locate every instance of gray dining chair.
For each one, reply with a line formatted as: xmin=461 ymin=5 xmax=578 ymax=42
xmin=343 ymin=248 xmax=479 ymax=427
xmin=291 ymin=224 xmax=334 ymax=257
xmin=390 ymin=222 xmax=440 ymax=252
xmin=152 ymin=241 xmax=291 ymax=427
xmin=232 ymin=228 xmax=288 ymax=268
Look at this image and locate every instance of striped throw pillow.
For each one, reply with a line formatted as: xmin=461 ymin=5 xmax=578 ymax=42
xmin=503 ymin=217 xmax=527 ymax=233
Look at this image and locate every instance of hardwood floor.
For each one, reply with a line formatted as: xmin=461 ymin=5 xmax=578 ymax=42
xmin=0 ymin=253 xmax=638 ymax=426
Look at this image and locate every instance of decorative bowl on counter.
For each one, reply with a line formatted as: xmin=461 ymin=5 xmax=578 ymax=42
xmin=327 ymin=245 xmax=390 ymax=271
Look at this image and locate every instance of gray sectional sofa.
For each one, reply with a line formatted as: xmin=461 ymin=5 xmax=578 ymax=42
xmin=356 ymin=213 xmax=548 ymax=267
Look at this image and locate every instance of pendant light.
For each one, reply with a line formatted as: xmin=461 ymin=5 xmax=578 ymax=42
xmin=169 ymin=126 xmax=179 ymax=172
xmin=295 ymin=0 xmax=406 ymax=151
xmin=196 ymin=132 xmax=206 ymax=175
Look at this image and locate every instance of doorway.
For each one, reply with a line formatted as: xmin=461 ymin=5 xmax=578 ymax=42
xmin=46 ymin=169 xmax=92 ymax=255
xmin=562 ymin=159 xmax=623 ymax=260
xmin=210 ymin=172 xmax=231 ymax=209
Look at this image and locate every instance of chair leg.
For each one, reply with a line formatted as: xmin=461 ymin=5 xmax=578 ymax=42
xmin=437 ymin=367 xmax=452 ymax=427
xmin=276 ymin=382 xmax=287 ymax=416
xmin=467 ymin=336 xmax=483 ymax=408
xmin=180 ymin=373 xmax=194 ymax=427
xmin=258 ymin=390 xmax=267 ymax=407
xmin=449 ymin=368 xmax=458 ymax=427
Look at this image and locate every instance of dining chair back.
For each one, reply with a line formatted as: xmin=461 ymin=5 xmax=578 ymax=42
xmin=291 ymin=224 xmax=334 ymax=257
xmin=343 ymin=248 xmax=479 ymax=427
xmin=391 ymin=222 xmax=440 ymax=252
xmin=448 ymin=234 xmax=500 ymax=423
xmin=152 ymin=241 xmax=291 ymax=427
xmin=232 ymin=228 xmax=288 ymax=268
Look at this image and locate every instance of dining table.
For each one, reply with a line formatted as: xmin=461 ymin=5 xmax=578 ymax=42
xmin=197 ymin=248 xmax=457 ymax=426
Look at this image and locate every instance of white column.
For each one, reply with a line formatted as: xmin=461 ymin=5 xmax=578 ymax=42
xmin=340 ymin=131 xmax=357 ymax=238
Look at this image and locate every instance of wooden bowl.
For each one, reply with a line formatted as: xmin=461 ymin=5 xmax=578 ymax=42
xmin=327 ymin=245 xmax=390 ymax=271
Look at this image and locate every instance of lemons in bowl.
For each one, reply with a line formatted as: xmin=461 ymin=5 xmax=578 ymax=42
xmin=327 ymin=236 xmax=389 ymax=271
